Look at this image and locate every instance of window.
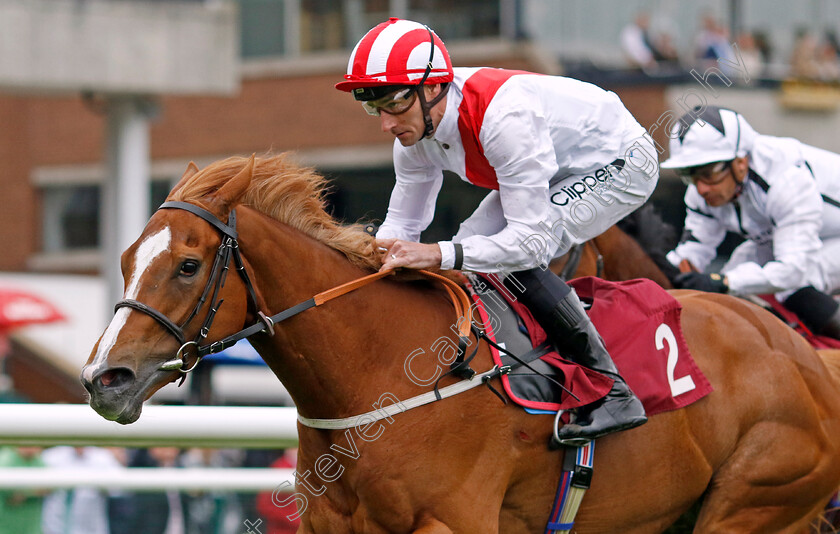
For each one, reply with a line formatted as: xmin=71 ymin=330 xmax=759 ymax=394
xmin=42 ymin=185 xmax=100 ymax=252
xmin=238 ymin=0 xmax=502 ymax=59
xmin=239 ymin=0 xmax=287 ymax=57
xmin=301 ymin=0 xmax=346 ymax=52
xmin=35 ymin=178 xmax=173 ymax=271
xmin=406 ymin=0 xmax=500 ymax=41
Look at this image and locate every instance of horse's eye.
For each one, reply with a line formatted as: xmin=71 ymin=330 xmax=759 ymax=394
xmin=179 ymin=260 xmax=199 ymax=277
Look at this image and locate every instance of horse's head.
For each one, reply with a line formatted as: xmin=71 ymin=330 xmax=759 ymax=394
xmin=81 ymin=157 xmax=256 ymax=424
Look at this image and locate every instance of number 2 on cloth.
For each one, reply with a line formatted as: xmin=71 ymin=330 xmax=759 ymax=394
xmin=656 ymin=323 xmax=696 ymax=397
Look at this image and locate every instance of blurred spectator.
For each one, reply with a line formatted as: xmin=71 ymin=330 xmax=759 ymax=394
xmin=114 ymin=447 xmax=242 ymax=534
xmin=753 ymin=30 xmax=773 ymax=65
xmin=654 ymin=32 xmax=681 ymax=66
xmin=256 ymin=449 xmax=301 ymax=534
xmin=620 ymin=12 xmax=657 ymax=70
xmin=790 ymin=28 xmax=821 ymax=79
xmin=41 ymin=446 xmax=124 ymax=534
xmin=115 ymin=447 xmax=186 ymax=534
xmin=103 ymin=447 xmax=131 ymax=534
xmin=695 ymin=14 xmax=733 ymax=67
xmin=735 ymin=31 xmax=765 ymax=80
xmin=620 ymin=12 xmax=679 ymax=72
xmin=826 ymin=29 xmax=840 ymax=56
xmin=238 ymin=448 xmax=282 ymax=523
xmin=0 ymin=446 xmax=45 ymax=534
xmin=181 ymin=448 xmax=243 ymax=534
xmin=817 ymin=32 xmax=840 ymax=80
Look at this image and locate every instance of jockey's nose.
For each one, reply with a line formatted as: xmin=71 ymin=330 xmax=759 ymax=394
xmin=380 ymin=112 xmax=399 ymax=133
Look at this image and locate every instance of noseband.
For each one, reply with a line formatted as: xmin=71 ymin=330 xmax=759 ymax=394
xmin=114 ymin=201 xmax=269 ymax=377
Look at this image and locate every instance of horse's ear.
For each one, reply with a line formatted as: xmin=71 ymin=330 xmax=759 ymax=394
xmin=166 ymin=161 xmax=200 ymax=199
xmin=209 ymin=154 xmax=254 ymax=215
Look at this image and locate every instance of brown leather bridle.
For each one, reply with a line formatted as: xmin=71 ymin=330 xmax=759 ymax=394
xmin=112 ymin=200 xmax=474 ymax=379
xmin=114 ymin=201 xmax=269 ymax=375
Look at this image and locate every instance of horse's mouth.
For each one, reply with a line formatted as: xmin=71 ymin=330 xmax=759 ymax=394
xmin=82 ymin=365 xmax=168 ymax=425
xmin=89 ymin=394 xmax=144 ymax=425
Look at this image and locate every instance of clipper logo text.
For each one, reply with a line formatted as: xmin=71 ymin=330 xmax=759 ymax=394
xmin=550 ymin=160 xmax=626 ymax=207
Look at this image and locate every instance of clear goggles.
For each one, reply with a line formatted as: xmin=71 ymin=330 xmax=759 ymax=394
xmin=677 ymin=160 xmax=732 ymax=186
xmin=361 ymin=87 xmax=418 ymax=117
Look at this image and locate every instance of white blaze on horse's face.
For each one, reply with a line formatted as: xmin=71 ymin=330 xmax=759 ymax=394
xmin=88 ymin=226 xmax=172 ymax=372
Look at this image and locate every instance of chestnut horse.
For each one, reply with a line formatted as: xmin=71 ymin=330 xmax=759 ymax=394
xmin=82 ymin=155 xmax=840 ymax=533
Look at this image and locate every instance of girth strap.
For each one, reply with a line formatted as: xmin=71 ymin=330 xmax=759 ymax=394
xmin=297 ymin=365 xmax=502 ymax=430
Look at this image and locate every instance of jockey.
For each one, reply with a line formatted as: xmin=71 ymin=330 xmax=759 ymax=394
xmin=663 ymin=105 xmax=840 ymax=339
xmin=336 ymin=18 xmax=659 ymax=445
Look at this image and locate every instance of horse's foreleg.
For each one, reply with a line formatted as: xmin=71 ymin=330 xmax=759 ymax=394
xmin=692 ymin=422 xmax=840 ymax=534
xmin=694 ymin=499 xmax=830 ymax=534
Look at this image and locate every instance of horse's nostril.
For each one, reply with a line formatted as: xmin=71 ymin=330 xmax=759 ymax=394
xmin=96 ymin=368 xmax=134 ymax=390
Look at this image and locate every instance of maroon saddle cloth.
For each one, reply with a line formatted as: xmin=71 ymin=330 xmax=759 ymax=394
xmin=467 ymin=275 xmax=713 ymax=415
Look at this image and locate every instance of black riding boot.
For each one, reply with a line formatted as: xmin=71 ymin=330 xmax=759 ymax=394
xmin=783 ymin=286 xmax=840 ymax=340
xmin=506 ymin=268 xmax=648 ymax=446
xmin=821 ymin=309 xmax=840 ymax=339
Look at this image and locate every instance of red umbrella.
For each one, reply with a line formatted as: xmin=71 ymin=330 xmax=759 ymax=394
xmin=0 ymin=288 xmax=65 ymax=331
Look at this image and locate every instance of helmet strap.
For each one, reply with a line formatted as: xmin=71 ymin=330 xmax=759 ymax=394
xmin=728 ymin=159 xmax=751 ymax=201
xmin=718 ymin=113 xmax=745 ymax=203
xmin=733 ymin=176 xmax=744 ymax=199
xmin=418 ymin=83 xmax=449 ymax=139
xmin=415 ymin=26 xmax=449 ymax=139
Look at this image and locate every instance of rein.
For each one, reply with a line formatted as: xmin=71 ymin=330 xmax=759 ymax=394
xmin=558 ymin=244 xmax=584 ymax=280
xmin=556 ymin=241 xmax=604 ymax=280
xmin=114 ymin=201 xmax=474 ymax=384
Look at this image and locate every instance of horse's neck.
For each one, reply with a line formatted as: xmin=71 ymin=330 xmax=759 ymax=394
xmin=596 ymin=226 xmax=673 ymax=288
xmin=237 ymin=210 xmax=456 ymax=419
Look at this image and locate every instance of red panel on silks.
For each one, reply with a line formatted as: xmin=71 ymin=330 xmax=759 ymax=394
xmin=456 ymin=68 xmax=537 ymax=190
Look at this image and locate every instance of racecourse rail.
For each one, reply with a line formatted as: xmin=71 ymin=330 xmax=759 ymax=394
xmin=0 ymin=403 xmax=298 ymax=491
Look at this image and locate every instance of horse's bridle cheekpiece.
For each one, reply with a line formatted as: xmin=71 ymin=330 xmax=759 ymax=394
xmin=113 ymin=200 xmax=473 ymax=386
xmin=114 ymin=201 xmax=270 ymax=382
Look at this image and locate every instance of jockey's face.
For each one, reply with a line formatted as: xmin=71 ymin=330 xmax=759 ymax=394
xmin=378 ymin=84 xmax=446 ymax=146
xmin=692 ymin=156 xmax=748 ymax=207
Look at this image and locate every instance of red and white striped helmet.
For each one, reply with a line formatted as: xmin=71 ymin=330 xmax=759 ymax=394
xmin=335 ymin=18 xmax=454 ymax=94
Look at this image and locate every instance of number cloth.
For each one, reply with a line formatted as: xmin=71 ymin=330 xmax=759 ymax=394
xmin=471 ymin=276 xmax=713 ymax=414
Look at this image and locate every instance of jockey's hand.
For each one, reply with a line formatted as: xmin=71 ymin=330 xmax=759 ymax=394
xmin=674 ymin=272 xmax=729 ymax=293
xmin=376 ymin=239 xmax=442 ymax=272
